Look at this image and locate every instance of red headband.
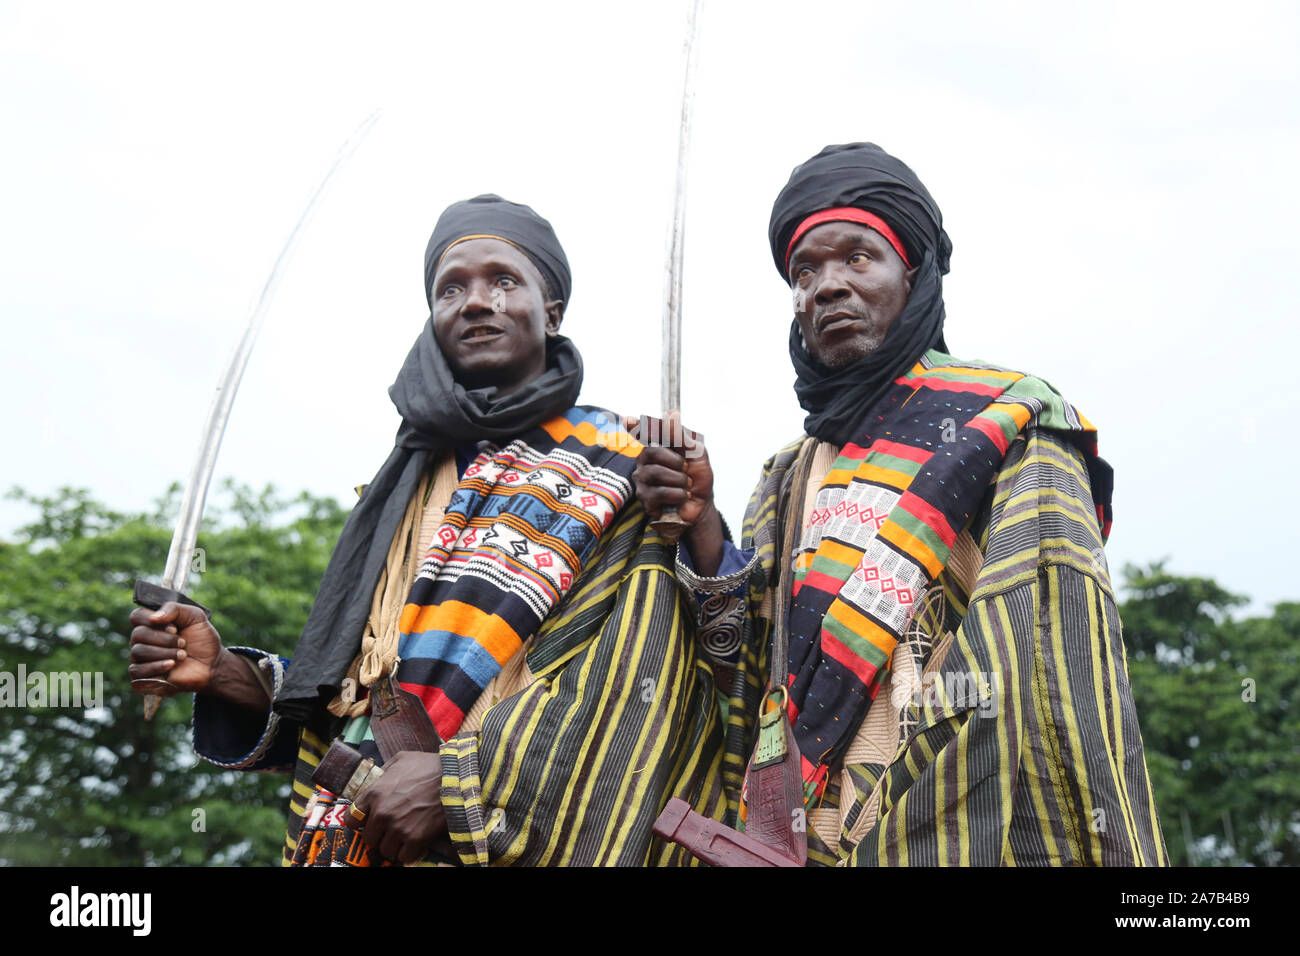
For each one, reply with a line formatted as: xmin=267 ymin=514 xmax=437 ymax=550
xmin=784 ymin=207 xmax=911 ymax=273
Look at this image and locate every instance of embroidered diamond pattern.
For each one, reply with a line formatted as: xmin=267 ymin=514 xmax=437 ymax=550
xmin=867 ymin=575 xmax=914 ymax=606
xmin=581 ymin=494 xmax=598 ymax=507
xmin=462 ymin=528 xmax=477 ymax=547
xmin=854 ymin=564 xmax=881 ymax=583
xmin=437 ymin=526 xmax=458 ymax=547
xmin=503 ymin=472 xmax=519 ymax=483
xmin=560 ymin=572 xmax=572 ymax=589
xmin=465 ymin=464 xmax=481 ymax=477
xmin=536 ymin=553 xmax=553 ymax=568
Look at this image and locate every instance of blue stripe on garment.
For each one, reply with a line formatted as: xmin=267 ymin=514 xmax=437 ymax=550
xmin=563 ymin=406 xmax=622 ymax=435
xmin=398 ymin=629 xmax=504 ymax=688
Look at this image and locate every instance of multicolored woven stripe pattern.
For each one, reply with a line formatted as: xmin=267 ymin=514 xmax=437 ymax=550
xmin=275 ymin=504 xmax=727 ymax=866
xmin=700 ymin=369 xmax=1163 ymax=865
xmin=785 ymin=352 xmax=1106 ymax=791
xmin=437 ymin=508 xmax=727 ymax=865
xmin=394 ymin=408 xmax=642 ymax=741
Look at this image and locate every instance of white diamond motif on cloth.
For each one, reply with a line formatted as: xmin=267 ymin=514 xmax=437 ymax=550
xmin=824 ymin=487 xmax=901 ymax=552
xmin=800 ymin=480 xmax=901 ymax=556
xmin=839 ymin=542 xmax=928 ymax=634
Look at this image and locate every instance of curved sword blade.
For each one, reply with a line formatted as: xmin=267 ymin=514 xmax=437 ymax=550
xmin=138 ymin=111 xmax=381 ymax=719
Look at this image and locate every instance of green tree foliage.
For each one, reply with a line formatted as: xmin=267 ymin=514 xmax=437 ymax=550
xmin=1121 ymin=562 xmax=1300 ymax=866
xmin=0 ymin=483 xmax=347 ymax=865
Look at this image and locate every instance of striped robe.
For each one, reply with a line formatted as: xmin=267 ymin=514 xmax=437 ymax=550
xmin=195 ymin=502 xmax=730 ymax=866
xmin=681 ymin=375 xmax=1169 ymax=867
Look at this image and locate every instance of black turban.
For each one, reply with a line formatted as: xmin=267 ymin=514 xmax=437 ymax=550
xmin=768 ymin=142 xmax=951 ymax=281
xmin=768 ymin=143 xmax=953 ymax=447
xmin=423 ymin=193 xmax=572 ymax=308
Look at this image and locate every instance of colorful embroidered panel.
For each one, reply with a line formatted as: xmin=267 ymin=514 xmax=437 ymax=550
xmin=394 ymin=408 xmax=642 ymax=740
xmin=784 ymin=351 xmax=1105 ymax=792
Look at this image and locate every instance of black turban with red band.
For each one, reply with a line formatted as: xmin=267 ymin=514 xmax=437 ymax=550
xmin=768 ymin=143 xmax=953 ymax=446
xmin=768 ymin=142 xmax=951 ymax=282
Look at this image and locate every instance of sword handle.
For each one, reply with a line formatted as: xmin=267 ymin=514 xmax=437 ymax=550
xmin=131 ymin=579 xmax=212 ymax=721
xmin=638 ymin=414 xmax=701 ymax=547
xmin=651 ymin=507 xmax=689 ymax=545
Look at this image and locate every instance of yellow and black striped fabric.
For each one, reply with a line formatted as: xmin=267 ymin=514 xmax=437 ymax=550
xmin=278 ymin=503 xmax=729 ymax=866
xmin=716 ymin=427 xmax=1168 ymax=866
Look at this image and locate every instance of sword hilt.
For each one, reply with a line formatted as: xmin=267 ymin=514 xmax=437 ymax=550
xmin=131 ymin=579 xmax=212 ymax=721
xmin=636 ymin=414 xmax=702 ymax=548
xmin=651 ymin=508 xmax=689 ymax=545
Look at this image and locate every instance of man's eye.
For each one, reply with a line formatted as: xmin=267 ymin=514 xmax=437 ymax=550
xmin=849 ymin=252 xmax=870 ymax=265
xmin=497 ymin=275 xmax=517 ymax=288
xmin=796 ymin=266 xmax=813 ymax=280
xmin=440 ymin=284 xmax=461 ymax=298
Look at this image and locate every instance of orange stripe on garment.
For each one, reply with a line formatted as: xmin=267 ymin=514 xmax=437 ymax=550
xmin=494 ymin=510 xmax=583 ymax=566
xmin=853 ymin=461 xmax=918 ymax=491
xmin=814 ymin=538 xmax=864 ymax=570
xmin=825 ymin=601 xmax=899 ymax=659
xmin=822 ymin=466 xmax=861 ymax=487
xmin=877 ymin=521 xmax=944 ymax=578
xmin=540 ymin=417 xmax=643 ymax=459
xmin=820 ymin=625 xmax=891 ymax=684
xmin=986 ymin=400 xmax=1034 ymax=430
xmin=399 ymin=599 xmax=524 ymax=666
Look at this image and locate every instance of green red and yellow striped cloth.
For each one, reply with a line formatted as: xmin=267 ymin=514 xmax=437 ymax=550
xmin=785 ymin=353 xmax=1109 ymax=794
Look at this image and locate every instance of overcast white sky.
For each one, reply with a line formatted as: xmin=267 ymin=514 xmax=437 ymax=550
xmin=2 ymin=0 xmax=1297 ymax=613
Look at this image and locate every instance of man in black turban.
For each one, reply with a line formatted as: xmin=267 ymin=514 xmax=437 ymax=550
xmin=635 ymin=144 xmax=1167 ymax=867
xmin=129 ymin=195 xmax=728 ymax=867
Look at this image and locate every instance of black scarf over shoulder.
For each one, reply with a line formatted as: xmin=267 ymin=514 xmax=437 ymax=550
xmin=768 ymin=143 xmax=954 ymax=447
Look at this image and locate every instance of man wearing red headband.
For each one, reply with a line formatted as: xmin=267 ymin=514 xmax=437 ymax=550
xmin=635 ymin=143 xmax=1167 ymax=867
